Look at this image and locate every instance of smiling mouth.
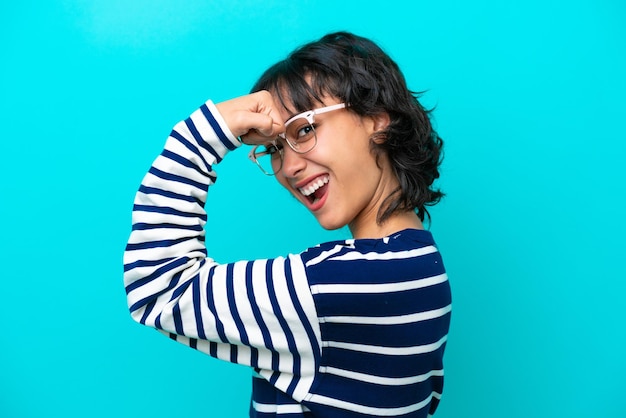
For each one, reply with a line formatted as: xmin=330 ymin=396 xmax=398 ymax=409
xmin=298 ymin=175 xmax=329 ymax=204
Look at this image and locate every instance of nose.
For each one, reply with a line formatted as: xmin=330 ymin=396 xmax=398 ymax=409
xmin=280 ymin=146 xmax=307 ymax=178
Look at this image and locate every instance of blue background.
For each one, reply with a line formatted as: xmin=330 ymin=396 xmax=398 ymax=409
xmin=1 ymin=1 xmax=624 ymax=417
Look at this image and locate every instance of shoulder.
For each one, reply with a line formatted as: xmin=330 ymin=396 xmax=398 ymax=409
xmin=300 ymin=229 xmax=445 ymax=285
xmin=300 ymin=229 xmax=439 ymax=262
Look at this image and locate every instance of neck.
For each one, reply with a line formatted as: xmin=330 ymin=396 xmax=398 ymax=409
xmin=349 ymin=210 xmax=423 ymax=239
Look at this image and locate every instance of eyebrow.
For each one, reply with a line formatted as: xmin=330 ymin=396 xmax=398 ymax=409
xmin=284 ymin=109 xmax=308 ymax=126
xmin=285 ymin=112 xmax=299 ymax=122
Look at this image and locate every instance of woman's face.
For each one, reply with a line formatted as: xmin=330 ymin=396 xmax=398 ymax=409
xmin=272 ymin=94 xmax=400 ymax=239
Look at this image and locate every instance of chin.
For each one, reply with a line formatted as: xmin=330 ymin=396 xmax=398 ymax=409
xmin=314 ymin=215 xmax=347 ymax=231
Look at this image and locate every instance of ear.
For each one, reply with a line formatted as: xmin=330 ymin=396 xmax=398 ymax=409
xmin=374 ymin=112 xmax=391 ymax=131
xmin=368 ymin=112 xmax=391 ymax=144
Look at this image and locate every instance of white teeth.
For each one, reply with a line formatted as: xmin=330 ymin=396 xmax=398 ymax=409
xmin=299 ymin=176 xmax=329 ymax=196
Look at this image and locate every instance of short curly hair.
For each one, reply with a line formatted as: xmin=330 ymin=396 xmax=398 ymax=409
xmin=251 ymin=31 xmax=444 ymax=223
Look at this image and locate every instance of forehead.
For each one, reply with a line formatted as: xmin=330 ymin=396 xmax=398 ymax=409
xmin=272 ymin=72 xmax=340 ymax=112
xmin=272 ymin=86 xmax=338 ymax=122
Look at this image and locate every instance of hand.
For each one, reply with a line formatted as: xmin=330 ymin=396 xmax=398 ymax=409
xmin=215 ymin=91 xmax=284 ymax=145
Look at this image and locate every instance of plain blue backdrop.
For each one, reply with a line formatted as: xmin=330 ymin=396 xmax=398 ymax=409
xmin=1 ymin=1 xmax=624 ymax=417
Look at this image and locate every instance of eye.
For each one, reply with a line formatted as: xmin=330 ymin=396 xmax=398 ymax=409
xmin=287 ymin=120 xmax=315 ymax=143
xmin=265 ymin=142 xmax=283 ymax=157
xmin=296 ymin=124 xmax=315 ymax=139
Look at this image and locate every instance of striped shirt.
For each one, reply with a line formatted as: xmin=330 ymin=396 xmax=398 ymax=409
xmin=124 ymin=100 xmax=452 ymax=417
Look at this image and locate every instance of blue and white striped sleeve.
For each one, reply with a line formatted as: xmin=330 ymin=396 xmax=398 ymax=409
xmin=123 ymin=100 xmax=321 ymax=401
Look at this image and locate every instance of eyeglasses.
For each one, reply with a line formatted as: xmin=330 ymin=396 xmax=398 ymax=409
xmin=248 ymin=103 xmax=346 ymax=175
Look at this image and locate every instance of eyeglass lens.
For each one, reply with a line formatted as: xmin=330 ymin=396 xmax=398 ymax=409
xmin=253 ymin=118 xmax=316 ymax=175
xmin=253 ymin=142 xmax=283 ymax=175
xmin=284 ymin=117 xmax=316 ymax=152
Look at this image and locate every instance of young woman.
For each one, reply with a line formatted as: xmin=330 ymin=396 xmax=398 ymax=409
xmin=124 ymin=32 xmax=451 ymax=417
